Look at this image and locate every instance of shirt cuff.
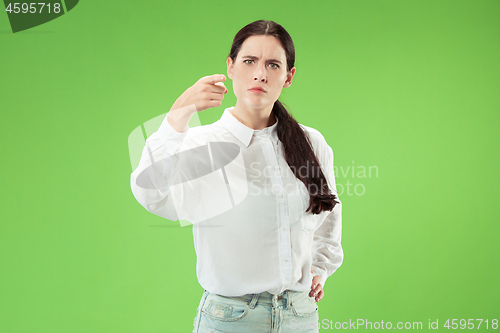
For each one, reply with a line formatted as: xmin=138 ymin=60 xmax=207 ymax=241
xmin=312 ymin=266 xmax=328 ymax=287
xmin=158 ymin=104 xmax=197 ymax=135
xmin=159 ymin=111 xmax=189 ymax=133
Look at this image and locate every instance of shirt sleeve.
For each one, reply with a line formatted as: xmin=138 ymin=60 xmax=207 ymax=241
xmin=130 ymin=112 xmax=190 ymax=222
xmin=311 ymin=142 xmax=343 ymax=288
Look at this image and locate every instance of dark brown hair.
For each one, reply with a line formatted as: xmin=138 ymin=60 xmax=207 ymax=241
xmin=228 ymin=20 xmax=339 ymax=214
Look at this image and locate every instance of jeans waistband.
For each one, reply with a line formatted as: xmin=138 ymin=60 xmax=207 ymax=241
xmin=204 ymin=289 xmax=306 ymax=310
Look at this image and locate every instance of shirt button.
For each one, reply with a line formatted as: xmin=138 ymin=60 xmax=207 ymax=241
xmin=282 ymin=227 xmax=286 ymax=231
xmin=284 ymin=258 xmax=289 ymax=262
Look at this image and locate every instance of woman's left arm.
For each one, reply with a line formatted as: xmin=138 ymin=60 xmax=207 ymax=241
xmin=309 ymin=142 xmax=344 ymax=302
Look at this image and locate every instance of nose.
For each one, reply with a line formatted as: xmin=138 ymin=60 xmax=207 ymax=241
xmin=253 ymin=64 xmax=267 ymax=83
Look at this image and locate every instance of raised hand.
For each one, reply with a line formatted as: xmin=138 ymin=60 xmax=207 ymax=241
xmin=170 ymin=74 xmax=228 ymax=112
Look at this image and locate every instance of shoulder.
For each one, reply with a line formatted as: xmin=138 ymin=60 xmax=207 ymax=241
xmin=299 ymin=123 xmax=326 ymax=142
xmin=298 ymin=123 xmax=329 ymax=149
xmin=298 ymin=123 xmax=334 ymax=163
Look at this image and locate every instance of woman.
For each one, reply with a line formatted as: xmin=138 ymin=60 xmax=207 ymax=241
xmin=130 ymin=20 xmax=343 ymax=333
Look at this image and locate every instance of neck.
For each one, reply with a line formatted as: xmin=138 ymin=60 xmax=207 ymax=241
xmin=230 ymin=102 xmax=276 ymax=130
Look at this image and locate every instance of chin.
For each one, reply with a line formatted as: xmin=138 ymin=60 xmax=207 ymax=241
xmin=234 ymin=92 xmax=271 ymax=109
xmin=244 ymin=99 xmax=268 ymax=109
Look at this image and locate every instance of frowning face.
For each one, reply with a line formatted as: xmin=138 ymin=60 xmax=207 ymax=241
xmin=227 ymin=35 xmax=295 ymax=112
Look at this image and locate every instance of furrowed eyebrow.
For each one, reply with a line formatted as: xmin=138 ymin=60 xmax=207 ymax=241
xmin=242 ymin=55 xmax=283 ymax=64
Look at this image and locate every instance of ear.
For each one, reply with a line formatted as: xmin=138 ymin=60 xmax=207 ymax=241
xmin=283 ymin=66 xmax=296 ymax=88
xmin=227 ymin=57 xmax=234 ymax=80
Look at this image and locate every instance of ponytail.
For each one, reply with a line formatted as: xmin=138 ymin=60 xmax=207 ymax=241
xmin=272 ymin=100 xmax=339 ymax=214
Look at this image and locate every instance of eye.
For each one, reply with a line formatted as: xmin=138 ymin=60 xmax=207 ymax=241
xmin=269 ymin=63 xmax=280 ymax=69
xmin=244 ymin=60 xmax=254 ymax=65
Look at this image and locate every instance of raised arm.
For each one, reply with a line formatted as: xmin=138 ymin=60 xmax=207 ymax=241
xmin=130 ymin=74 xmax=228 ymax=221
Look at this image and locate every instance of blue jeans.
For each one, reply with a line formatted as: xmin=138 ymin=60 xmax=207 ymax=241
xmin=192 ymin=289 xmax=320 ymax=333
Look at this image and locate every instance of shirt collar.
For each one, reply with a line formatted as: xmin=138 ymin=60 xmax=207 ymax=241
xmin=220 ymin=106 xmax=279 ymax=147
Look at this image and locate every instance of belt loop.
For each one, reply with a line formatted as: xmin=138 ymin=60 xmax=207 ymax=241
xmin=249 ymin=293 xmax=259 ymax=309
xmin=286 ymin=290 xmax=291 ymax=310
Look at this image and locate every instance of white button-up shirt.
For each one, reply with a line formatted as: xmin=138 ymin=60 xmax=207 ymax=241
xmin=130 ymin=106 xmax=343 ymax=296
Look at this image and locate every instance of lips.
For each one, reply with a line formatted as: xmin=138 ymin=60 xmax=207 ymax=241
xmin=249 ymin=87 xmax=266 ymax=93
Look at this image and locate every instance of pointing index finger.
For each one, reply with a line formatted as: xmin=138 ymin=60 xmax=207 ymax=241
xmin=207 ymin=74 xmax=226 ymax=84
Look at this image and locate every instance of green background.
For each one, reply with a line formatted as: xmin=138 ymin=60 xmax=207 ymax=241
xmin=1 ymin=0 xmax=499 ymax=332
